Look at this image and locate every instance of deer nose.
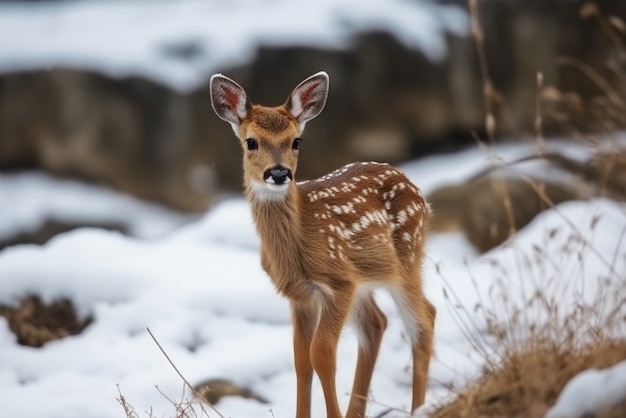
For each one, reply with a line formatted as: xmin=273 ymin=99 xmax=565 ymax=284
xmin=264 ymin=166 xmax=292 ymax=185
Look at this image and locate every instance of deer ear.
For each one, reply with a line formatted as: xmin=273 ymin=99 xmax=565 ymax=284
xmin=286 ymin=71 xmax=329 ymax=130
xmin=210 ymin=74 xmax=252 ymax=133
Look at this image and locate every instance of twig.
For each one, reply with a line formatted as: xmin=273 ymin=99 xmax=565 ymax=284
xmin=146 ymin=327 xmax=225 ymax=418
xmin=116 ymin=384 xmax=140 ymax=418
xmin=469 ymin=0 xmax=496 ymax=140
xmin=557 ymin=56 xmax=626 ymax=110
xmin=348 ymin=392 xmax=411 ymax=417
xmin=535 ymin=71 xmax=546 ymax=156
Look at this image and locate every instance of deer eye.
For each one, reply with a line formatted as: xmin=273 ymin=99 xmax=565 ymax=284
xmin=245 ymin=138 xmax=258 ymax=151
xmin=292 ymin=138 xmax=301 ymax=150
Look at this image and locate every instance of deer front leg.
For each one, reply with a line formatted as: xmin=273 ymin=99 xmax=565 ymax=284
xmin=292 ymin=304 xmax=317 ymax=418
xmin=311 ymin=295 xmax=352 ymax=418
xmin=346 ymin=295 xmax=387 ymax=418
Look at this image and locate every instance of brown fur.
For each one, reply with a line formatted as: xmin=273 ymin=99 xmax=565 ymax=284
xmin=210 ymin=72 xmax=435 ymax=418
xmin=250 ymin=106 xmax=293 ymax=133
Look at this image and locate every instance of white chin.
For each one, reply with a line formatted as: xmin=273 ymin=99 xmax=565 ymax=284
xmin=250 ymin=180 xmax=290 ymax=201
xmin=266 ymin=182 xmax=290 ymax=192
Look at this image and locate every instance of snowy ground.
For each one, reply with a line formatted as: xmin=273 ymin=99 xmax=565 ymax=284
xmin=1 ymin=139 xmax=625 ymax=418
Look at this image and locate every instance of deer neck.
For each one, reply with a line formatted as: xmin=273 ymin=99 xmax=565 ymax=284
xmin=246 ymin=183 xmax=316 ymax=302
xmin=248 ymin=183 xmax=301 ymax=241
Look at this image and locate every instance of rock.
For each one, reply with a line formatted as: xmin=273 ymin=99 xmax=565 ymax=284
xmin=428 ymin=173 xmax=586 ymax=253
xmin=427 ymin=148 xmax=626 ymax=253
xmin=0 ymin=70 xmax=220 ymax=212
xmin=0 ymin=295 xmax=92 ymax=347
xmin=193 ymin=378 xmax=268 ymax=406
xmin=545 ymin=151 xmax=626 ymax=201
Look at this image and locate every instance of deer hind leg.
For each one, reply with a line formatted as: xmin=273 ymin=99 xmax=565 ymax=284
xmin=410 ymin=297 xmax=435 ymax=411
xmin=346 ymin=293 xmax=388 ymax=418
xmin=391 ymin=278 xmax=436 ymax=412
xmin=292 ymin=304 xmax=318 ymax=418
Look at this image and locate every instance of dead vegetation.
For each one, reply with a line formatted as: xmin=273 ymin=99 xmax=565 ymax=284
xmin=431 ymin=340 xmax=626 ymax=418
xmin=426 ymin=2 xmax=626 ymax=416
xmin=117 ymin=384 xmax=211 ymax=418
xmin=426 ymin=188 xmax=626 ymax=417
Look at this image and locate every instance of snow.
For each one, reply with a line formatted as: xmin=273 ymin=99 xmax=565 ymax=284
xmin=545 ymin=360 xmax=626 ymax=418
xmin=0 ymin=138 xmax=625 ymax=418
xmin=0 ymin=0 xmax=468 ymax=92
xmin=0 ymin=171 xmax=193 ymax=241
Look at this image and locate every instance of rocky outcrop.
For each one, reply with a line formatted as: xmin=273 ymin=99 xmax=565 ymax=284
xmin=428 ymin=175 xmax=585 ymax=253
xmin=0 ymin=70 xmax=219 ymax=211
xmin=1 ymin=0 xmax=624 ymax=211
xmin=427 ymin=149 xmax=626 ymax=253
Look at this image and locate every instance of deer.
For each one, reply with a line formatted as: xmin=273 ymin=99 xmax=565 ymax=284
xmin=209 ymin=71 xmax=436 ymax=418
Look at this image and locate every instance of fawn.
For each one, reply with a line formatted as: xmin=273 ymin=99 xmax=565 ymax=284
xmin=210 ymin=71 xmax=435 ymax=418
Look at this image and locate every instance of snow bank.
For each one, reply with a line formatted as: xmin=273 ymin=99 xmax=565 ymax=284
xmin=545 ymin=360 xmax=626 ymax=418
xmin=0 ymin=171 xmax=192 ymax=241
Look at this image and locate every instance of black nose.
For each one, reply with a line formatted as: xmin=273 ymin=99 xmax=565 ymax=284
xmin=264 ymin=166 xmax=292 ymax=184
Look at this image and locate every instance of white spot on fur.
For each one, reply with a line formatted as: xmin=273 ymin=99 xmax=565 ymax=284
xmin=396 ymin=210 xmax=408 ymax=226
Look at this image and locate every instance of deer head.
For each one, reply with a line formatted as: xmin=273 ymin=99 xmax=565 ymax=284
xmin=210 ymin=72 xmax=329 ymax=201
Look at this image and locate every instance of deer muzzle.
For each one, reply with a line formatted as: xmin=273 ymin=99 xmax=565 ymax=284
xmin=264 ymin=166 xmax=292 ymax=186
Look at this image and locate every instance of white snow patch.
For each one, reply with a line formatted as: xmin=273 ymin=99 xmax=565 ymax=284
xmin=545 ymin=360 xmax=626 ymax=418
xmin=0 ymin=171 xmax=192 ymax=241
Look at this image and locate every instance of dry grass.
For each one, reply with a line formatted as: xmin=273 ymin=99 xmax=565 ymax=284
xmin=426 ymin=189 xmax=626 ymax=416
xmin=425 ymin=2 xmax=626 ymax=417
xmin=116 ymin=329 xmax=221 ymax=418
xmin=117 ymin=383 xmax=211 ymax=418
xmin=430 ymin=340 xmax=626 ymax=418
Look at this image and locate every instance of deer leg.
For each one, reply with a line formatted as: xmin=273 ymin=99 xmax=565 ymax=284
xmin=390 ymin=274 xmax=436 ymax=412
xmin=410 ymin=298 xmax=436 ymax=411
xmin=346 ymin=294 xmax=387 ymax=418
xmin=292 ymin=304 xmax=317 ymax=418
xmin=310 ymin=295 xmax=352 ymax=418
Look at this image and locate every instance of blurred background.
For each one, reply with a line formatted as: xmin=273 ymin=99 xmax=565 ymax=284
xmin=1 ymin=0 xmax=625 ymax=248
